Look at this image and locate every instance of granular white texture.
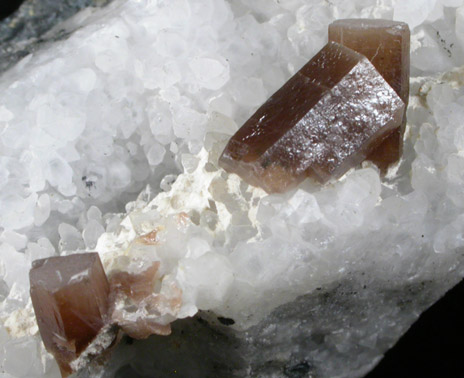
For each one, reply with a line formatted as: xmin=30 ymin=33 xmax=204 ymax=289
xmin=1 ymin=0 xmax=464 ymax=377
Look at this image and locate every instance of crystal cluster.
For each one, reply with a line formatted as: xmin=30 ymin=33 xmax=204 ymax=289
xmin=1 ymin=0 xmax=464 ymax=377
xmin=220 ymin=20 xmax=409 ymax=193
xmin=219 ymin=40 xmax=405 ymax=193
xmin=30 ymin=251 xmax=183 ymax=376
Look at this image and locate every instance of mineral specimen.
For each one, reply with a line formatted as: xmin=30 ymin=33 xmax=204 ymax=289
xmin=29 ymin=253 xmax=111 ymax=376
xmin=329 ymin=19 xmax=410 ymax=171
xmin=219 ymin=41 xmax=405 ymax=193
xmin=3 ymin=1 xmax=464 ymax=377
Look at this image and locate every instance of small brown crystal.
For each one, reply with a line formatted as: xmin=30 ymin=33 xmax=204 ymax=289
xmin=219 ymin=41 xmax=405 ymax=193
xmin=30 ymin=253 xmax=110 ymax=377
xmin=109 ymin=262 xmax=179 ymax=339
xmin=138 ymin=229 xmax=160 ymax=245
xmin=329 ymin=19 xmax=410 ymax=171
xmin=110 ymin=262 xmax=160 ymax=303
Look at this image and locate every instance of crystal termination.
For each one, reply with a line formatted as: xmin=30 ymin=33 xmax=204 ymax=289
xmin=29 ymin=253 xmax=110 ymax=377
xmin=329 ymin=19 xmax=410 ymax=171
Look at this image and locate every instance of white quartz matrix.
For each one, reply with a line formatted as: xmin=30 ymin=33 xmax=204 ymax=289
xmin=1 ymin=0 xmax=464 ymax=377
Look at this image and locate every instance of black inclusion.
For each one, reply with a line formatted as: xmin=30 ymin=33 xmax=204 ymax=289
xmin=283 ymin=361 xmax=311 ymax=378
xmin=218 ymin=317 xmax=235 ymax=326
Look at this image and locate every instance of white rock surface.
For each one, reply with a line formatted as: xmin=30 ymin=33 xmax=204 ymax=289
xmin=1 ymin=0 xmax=464 ymax=377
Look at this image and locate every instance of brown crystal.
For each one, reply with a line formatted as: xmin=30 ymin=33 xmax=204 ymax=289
xmin=29 ymin=253 xmax=110 ymax=377
xmin=110 ymin=262 xmax=160 ymax=302
xmin=329 ymin=19 xmax=410 ymax=171
xmin=219 ymin=41 xmax=405 ymax=193
xmin=138 ymin=229 xmax=160 ymax=245
xmin=109 ymin=262 xmax=179 ymax=339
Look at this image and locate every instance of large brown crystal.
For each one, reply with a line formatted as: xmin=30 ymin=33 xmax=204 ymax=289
xmin=329 ymin=19 xmax=410 ymax=171
xmin=219 ymin=41 xmax=405 ymax=193
xmin=30 ymin=253 xmax=110 ymax=377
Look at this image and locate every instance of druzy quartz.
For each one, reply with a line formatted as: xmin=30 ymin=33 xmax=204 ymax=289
xmin=29 ymin=253 xmax=110 ymax=377
xmin=219 ymin=41 xmax=405 ymax=193
xmin=329 ymin=19 xmax=410 ymax=171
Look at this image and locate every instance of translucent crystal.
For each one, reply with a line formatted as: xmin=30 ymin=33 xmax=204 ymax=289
xmin=29 ymin=253 xmax=110 ymax=376
xmin=109 ymin=262 xmax=179 ymax=339
xmin=219 ymin=42 xmax=405 ymax=193
xmin=329 ymin=19 xmax=410 ymax=171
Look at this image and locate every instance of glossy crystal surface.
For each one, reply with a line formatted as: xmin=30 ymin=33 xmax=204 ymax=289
xmin=219 ymin=41 xmax=405 ymax=193
xmin=29 ymin=253 xmax=110 ymax=376
xmin=329 ymin=19 xmax=410 ymax=171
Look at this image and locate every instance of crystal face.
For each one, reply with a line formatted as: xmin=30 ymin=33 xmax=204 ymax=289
xmin=329 ymin=19 xmax=410 ymax=171
xmin=219 ymin=41 xmax=405 ymax=193
xmin=29 ymin=253 xmax=110 ymax=377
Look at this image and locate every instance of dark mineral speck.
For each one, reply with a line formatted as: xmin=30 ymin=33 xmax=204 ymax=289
xmin=218 ymin=317 xmax=235 ymax=326
xmin=284 ymin=361 xmax=312 ymax=378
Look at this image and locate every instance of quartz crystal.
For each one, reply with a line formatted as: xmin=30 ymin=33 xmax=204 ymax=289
xmin=329 ymin=19 xmax=410 ymax=171
xmin=29 ymin=253 xmax=110 ymax=376
xmin=219 ymin=41 xmax=405 ymax=193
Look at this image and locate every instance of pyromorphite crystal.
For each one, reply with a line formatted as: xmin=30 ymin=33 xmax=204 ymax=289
xmin=219 ymin=41 xmax=405 ymax=193
xmin=29 ymin=253 xmax=110 ymax=377
xmin=329 ymin=19 xmax=410 ymax=172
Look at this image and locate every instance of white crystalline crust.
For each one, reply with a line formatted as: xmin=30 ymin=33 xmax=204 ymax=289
xmin=1 ymin=0 xmax=464 ymax=376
